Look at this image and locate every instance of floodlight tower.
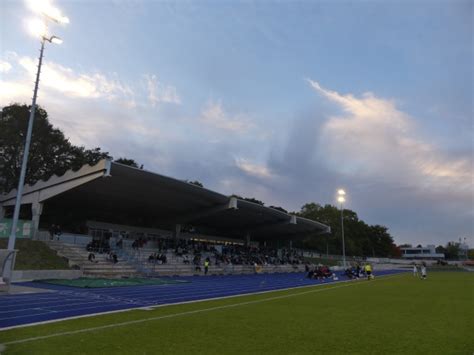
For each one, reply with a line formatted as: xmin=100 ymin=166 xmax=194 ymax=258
xmin=337 ymin=189 xmax=347 ymax=268
xmin=8 ymin=2 xmax=69 ymax=252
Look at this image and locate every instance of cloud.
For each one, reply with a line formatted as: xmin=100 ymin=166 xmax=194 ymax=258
xmin=307 ymin=79 xmax=473 ymax=197
xmin=235 ymin=158 xmax=274 ymax=179
xmin=0 ymin=60 xmax=12 ymax=73
xmin=0 ymin=54 xmax=180 ymax=111
xmin=17 ymin=56 xmax=135 ymax=103
xmin=200 ymin=100 xmax=253 ymax=133
xmin=0 ymin=81 xmax=31 ymax=104
xmin=145 ymin=74 xmax=181 ymax=106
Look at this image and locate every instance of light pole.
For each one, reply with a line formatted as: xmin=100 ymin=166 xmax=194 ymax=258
xmin=7 ymin=3 xmax=68 ymax=254
xmin=337 ymin=189 xmax=346 ymax=268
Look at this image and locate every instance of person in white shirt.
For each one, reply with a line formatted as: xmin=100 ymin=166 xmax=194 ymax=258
xmin=420 ymin=264 xmax=427 ymax=280
xmin=413 ymin=264 xmax=418 ymax=277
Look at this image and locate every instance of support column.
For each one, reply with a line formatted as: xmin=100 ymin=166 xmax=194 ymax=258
xmin=0 ymin=205 xmax=5 ymax=220
xmin=174 ymin=224 xmax=181 ymax=239
xmin=245 ymin=232 xmax=251 ymax=247
xmin=171 ymin=224 xmax=182 ymax=248
xmin=31 ymin=201 xmax=43 ymax=240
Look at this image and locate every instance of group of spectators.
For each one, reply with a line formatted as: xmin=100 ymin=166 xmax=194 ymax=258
xmin=212 ymin=245 xmax=304 ymax=266
xmin=148 ymin=252 xmax=167 ymax=264
xmin=132 ymin=237 xmax=148 ymax=249
xmin=86 ymin=239 xmax=110 ymax=253
xmin=137 ymin=237 xmax=305 ymax=268
xmin=87 ymin=250 xmax=118 ymax=263
xmin=344 ymin=264 xmax=373 ymax=280
xmin=306 ymin=264 xmax=334 ymax=280
xmin=85 ymin=234 xmax=308 ymax=272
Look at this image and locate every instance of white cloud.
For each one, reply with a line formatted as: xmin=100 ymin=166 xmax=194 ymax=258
xmin=200 ymin=100 xmax=253 ymax=133
xmin=17 ymin=56 xmax=134 ymax=102
xmin=0 ymin=81 xmax=31 ymax=105
xmin=308 ymin=79 xmax=473 ymax=197
xmin=0 ymin=60 xmax=12 ymax=73
xmin=145 ymin=74 xmax=181 ymax=106
xmin=235 ymin=157 xmax=274 ymax=179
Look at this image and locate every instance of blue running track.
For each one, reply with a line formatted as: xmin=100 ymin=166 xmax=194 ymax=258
xmin=0 ymin=270 xmax=404 ymax=329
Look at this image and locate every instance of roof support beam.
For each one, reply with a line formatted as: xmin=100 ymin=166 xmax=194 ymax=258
xmin=174 ymin=196 xmax=238 ymax=224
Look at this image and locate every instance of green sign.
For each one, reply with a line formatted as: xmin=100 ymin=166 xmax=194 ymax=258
xmin=0 ymin=219 xmax=32 ymax=238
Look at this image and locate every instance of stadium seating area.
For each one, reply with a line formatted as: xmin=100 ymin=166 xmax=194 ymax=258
xmin=46 ymin=237 xmax=307 ymax=277
xmin=116 ymin=238 xmax=306 ymax=277
xmin=47 ymin=238 xmax=305 ymax=278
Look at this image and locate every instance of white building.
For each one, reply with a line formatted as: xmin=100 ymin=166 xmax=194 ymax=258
xmin=400 ymin=245 xmax=445 ymax=259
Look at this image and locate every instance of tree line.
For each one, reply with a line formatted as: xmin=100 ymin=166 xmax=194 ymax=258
xmin=294 ymin=203 xmax=400 ymax=258
xmin=0 ymin=104 xmax=142 ymax=194
xmin=1 ymin=104 xmax=399 ymax=257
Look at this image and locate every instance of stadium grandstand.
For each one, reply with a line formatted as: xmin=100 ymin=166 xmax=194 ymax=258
xmin=0 ymin=160 xmax=331 ymax=278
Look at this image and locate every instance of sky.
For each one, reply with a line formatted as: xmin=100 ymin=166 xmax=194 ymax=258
xmin=0 ymin=0 xmax=472 ymax=247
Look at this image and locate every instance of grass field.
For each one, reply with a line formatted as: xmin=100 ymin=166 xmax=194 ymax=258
xmin=0 ymin=239 xmax=69 ymax=270
xmin=0 ymin=272 xmax=472 ymax=354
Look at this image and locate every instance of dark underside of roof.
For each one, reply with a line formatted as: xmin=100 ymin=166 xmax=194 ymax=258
xmin=40 ymin=163 xmax=328 ymax=240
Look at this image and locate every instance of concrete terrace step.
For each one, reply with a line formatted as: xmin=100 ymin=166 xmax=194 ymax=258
xmin=82 ymin=264 xmax=136 ymax=271
xmin=46 ymin=241 xmax=142 ymax=277
xmin=82 ymin=272 xmax=142 ymax=278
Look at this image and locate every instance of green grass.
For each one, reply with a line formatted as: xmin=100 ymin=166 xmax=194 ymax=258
xmin=0 ymin=272 xmax=472 ymax=354
xmin=0 ymin=239 xmax=70 ymax=270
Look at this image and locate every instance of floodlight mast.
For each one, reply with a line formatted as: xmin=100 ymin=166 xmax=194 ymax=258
xmin=8 ymin=16 xmax=65 ymax=252
xmin=337 ymin=189 xmax=347 ymax=268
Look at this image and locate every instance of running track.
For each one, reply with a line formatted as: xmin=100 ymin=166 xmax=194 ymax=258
xmin=0 ymin=270 xmax=405 ymax=329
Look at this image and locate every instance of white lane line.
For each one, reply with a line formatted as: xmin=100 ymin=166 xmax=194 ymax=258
xmin=0 ymin=300 xmax=121 ymax=316
xmin=1 ymin=274 xmax=402 ymax=346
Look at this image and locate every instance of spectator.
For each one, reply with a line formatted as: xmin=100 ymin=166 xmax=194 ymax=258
xmin=116 ymin=234 xmax=124 ymax=249
xmin=49 ymin=224 xmax=56 ymax=241
xmin=88 ymin=252 xmax=96 ymax=263
xmin=148 ymin=253 xmax=157 ymax=263
xmin=204 ymin=257 xmax=210 ymax=275
xmin=54 ymin=225 xmax=62 ymax=240
xmin=194 ymin=255 xmax=202 ymax=272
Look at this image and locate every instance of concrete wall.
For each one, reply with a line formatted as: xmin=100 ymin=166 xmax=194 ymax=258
xmin=12 ymin=269 xmax=82 ymax=282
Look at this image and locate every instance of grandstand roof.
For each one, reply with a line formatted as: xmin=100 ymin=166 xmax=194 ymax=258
xmin=0 ymin=160 xmax=330 ymax=241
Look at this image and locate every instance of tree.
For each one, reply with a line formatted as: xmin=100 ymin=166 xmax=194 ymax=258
xmin=297 ymin=202 xmax=396 ymax=258
xmin=445 ymin=242 xmax=461 ymax=260
xmin=115 ymin=158 xmax=142 ymax=169
xmin=0 ymin=104 xmax=111 ymax=193
xmin=468 ymin=249 xmax=474 ymax=260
